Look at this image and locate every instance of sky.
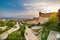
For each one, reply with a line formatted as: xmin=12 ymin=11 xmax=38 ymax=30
xmin=0 ymin=0 xmax=60 ymax=18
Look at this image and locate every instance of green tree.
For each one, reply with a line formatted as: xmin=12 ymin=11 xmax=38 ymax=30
xmin=0 ymin=21 xmax=5 ymax=27
xmin=6 ymin=20 xmax=16 ymax=27
xmin=6 ymin=31 xmax=22 ymax=40
xmin=20 ymin=24 xmax=26 ymax=37
xmin=0 ymin=28 xmax=3 ymax=34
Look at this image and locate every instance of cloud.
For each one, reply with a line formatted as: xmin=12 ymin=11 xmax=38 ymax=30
xmin=23 ymin=0 xmax=60 ymax=13
xmin=23 ymin=2 xmax=48 ymax=6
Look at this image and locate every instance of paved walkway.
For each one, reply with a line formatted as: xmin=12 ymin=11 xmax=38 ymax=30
xmin=31 ymin=26 xmax=42 ymax=40
xmin=0 ymin=22 xmax=20 ymax=40
xmin=47 ymin=31 xmax=60 ymax=40
xmin=0 ymin=32 xmax=8 ymax=40
xmin=31 ymin=26 xmax=42 ymax=29
xmin=0 ymin=26 xmax=7 ymax=30
xmin=25 ymin=27 xmax=38 ymax=40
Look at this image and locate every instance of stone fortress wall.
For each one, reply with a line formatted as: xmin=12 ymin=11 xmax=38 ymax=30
xmin=23 ymin=9 xmax=60 ymax=24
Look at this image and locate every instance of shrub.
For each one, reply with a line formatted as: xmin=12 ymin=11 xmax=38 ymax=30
xmin=20 ymin=24 xmax=26 ymax=37
xmin=0 ymin=28 xmax=3 ymax=34
xmin=28 ymin=24 xmax=34 ymax=28
xmin=0 ymin=21 xmax=4 ymax=27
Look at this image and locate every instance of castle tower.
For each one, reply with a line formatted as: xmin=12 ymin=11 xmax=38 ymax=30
xmin=58 ymin=9 xmax=60 ymax=13
xmin=39 ymin=12 xmax=42 ymax=17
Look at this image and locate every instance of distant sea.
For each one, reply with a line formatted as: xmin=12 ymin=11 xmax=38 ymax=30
xmin=0 ymin=17 xmax=26 ymax=20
